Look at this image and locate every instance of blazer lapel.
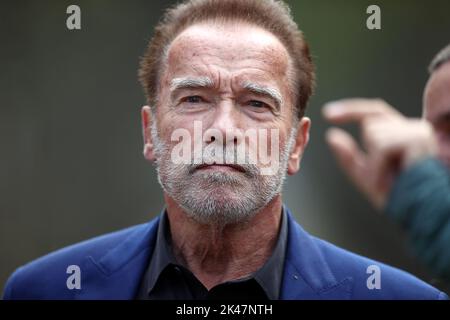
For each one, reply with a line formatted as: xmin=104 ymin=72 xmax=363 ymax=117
xmin=72 ymin=206 xmax=353 ymax=299
xmin=76 ymin=216 xmax=160 ymax=299
xmin=281 ymin=207 xmax=353 ymax=300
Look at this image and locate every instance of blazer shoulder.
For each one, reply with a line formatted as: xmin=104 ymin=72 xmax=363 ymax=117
xmin=312 ymin=237 xmax=447 ymax=300
xmin=3 ymin=221 xmax=153 ymax=300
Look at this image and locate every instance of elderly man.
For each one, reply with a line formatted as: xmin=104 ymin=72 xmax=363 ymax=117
xmin=324 ymin=44 xmax=450 ymax=283
xmin=3 ymin=0 xmax=446 ymax=300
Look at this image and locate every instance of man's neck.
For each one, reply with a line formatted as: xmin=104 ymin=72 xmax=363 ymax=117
xmin=164 ymin=194 xmax=283 ymax=290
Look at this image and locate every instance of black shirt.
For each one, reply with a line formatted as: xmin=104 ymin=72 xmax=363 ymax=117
xmin=136 ymin=208 xmax=288 ymax=300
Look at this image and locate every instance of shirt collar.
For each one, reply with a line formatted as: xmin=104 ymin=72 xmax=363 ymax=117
xmin=144 ymin=211 xmax=178 ymax=294
xmin=144 ymin=207 xmax=288 ymax=299
xmin=252 ymin=207 xmax=288 ymax=299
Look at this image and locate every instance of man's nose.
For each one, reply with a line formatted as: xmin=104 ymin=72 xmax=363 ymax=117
xmin=204 ymin=101 xmax=241 ymax=145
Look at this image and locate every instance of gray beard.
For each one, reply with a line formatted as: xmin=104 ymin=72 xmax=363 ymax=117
xmin=151 ymin=123 xmax=295 ymax=227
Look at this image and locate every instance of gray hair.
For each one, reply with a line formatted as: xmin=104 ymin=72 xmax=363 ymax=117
xmin=428 ymin=43 xmax=450 ymax=74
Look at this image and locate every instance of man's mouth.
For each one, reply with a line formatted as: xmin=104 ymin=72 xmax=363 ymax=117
xmin=194 ymin=163 xmax=246 ymax=173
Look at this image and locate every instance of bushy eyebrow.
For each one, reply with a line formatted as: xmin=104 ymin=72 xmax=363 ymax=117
xmin=170 ymin=77 xmax=215 ymax=92
xmin=242 ymin=81 xmax=283 ymax=111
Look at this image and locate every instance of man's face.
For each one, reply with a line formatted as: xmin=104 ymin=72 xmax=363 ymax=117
xmin=143 ymin=22 xmax=310 ymax=225
xmin=424 ymin=61 xmax=450 ymax=167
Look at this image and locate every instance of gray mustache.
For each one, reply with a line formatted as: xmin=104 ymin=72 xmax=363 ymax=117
xmin=186 ymin=154 xmax=260 ymax=177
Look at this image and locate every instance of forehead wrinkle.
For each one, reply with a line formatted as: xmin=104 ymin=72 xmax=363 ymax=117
xmin=168 ymin=23 xmax=290 ymax=69
xmin=162 ymin=23 xmax=294 ymax=112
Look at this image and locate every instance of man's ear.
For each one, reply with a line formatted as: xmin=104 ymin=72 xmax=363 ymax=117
xmin=141 ymin=105 xmax=155 ymax=161
xmin=287 ymin=117 xmax=311 ymax=175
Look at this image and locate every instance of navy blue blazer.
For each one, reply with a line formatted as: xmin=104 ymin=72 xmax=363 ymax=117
xmin=2 ymin=206 xmax=448 ymax=299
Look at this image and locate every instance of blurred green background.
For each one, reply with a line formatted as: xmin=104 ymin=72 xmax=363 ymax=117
xmin=1 ymin=0 xmax=449 ymax=294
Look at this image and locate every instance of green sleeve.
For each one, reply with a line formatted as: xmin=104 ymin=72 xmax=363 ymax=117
xmin=386 ymin=158 xmax=450 ymax=282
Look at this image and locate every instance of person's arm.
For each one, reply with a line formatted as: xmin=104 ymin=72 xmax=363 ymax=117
xmin=322 ymin=98 xmax=450 ymax=281
xmin=386 ymin=158 xmax=450 ymax=281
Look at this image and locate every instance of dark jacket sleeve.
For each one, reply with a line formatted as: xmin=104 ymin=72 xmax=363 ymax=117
xmin=386 ymin=158 xmax=450 ymax=282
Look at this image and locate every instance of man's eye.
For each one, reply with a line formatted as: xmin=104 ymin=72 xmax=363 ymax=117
xmin=248 ymin=100 xmax=268 ymax=109
xmin=184 ymin=96 xmax=203 ymax=103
